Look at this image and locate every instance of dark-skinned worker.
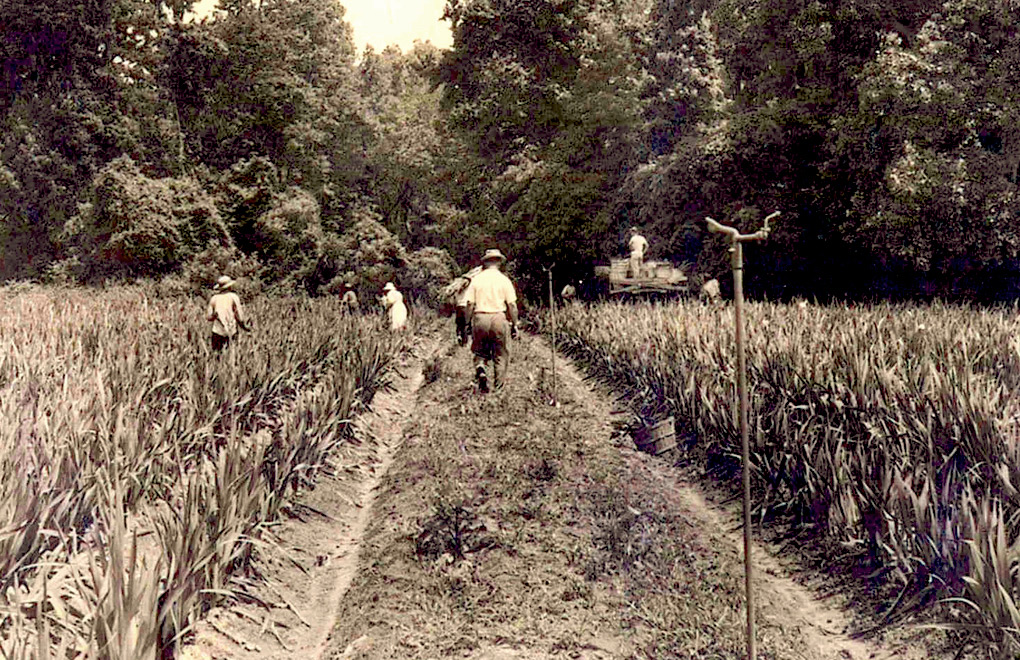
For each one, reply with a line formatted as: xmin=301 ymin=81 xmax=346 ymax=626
xmin=464 ymin=249 xmax=519 ymax=393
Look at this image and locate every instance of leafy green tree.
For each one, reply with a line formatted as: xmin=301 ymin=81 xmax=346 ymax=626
xmin=0 ymin=0 xmax=119 ymax=279
xmin=834 ymin=0 xmax=1020 ymax=296
xmin=359 ymin=42 xmax=465 ymax=248
xmin=437 ymin=0 xmax=654 ymax=296
xmin=64 ymin=155 xmax=228 ymax=280
xmin=164 ymin=0 xmax=366 ymax=192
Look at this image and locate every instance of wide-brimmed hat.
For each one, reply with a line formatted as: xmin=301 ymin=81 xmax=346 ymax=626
xmin=214 ymin=275 xmax=235 ymax=291
xmin=481 ymin=249 xmax=506 ymax=263
xmin=383 ymin=282 xmax=396 ymax=292
xmin=629 ymin=226 xmax=639 ymax=233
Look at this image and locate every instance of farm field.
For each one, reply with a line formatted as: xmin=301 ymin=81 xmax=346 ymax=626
xmin=0 ymin=287 xmax=398 ymax=658
xmin=0 ymin=287 xmax=986 ymax=659
xmin=554 ymin=299 xmax=1020 ymax=656
xmin=315 ymin=327 xmax=952 ymax=660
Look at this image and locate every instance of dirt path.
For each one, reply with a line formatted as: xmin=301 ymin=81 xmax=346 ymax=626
xmin=673 ymin=483 xmax=933 ymax=660
xmin=550 ymin=344 xmax=950 ymax=660
xmin=319 ymin=329 xmax=960 ymax=660
xmin=178 ymin=339 xmax=432 ymax=660
xmin=179 ymin=326 xmax=957 ymax=660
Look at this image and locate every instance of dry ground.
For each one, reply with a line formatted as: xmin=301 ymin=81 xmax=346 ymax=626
xmin=180 ymin=322 xmax=964 ymax=660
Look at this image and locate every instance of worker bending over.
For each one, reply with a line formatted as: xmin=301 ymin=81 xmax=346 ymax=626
xmin=464 ymin=249 xmax=519 ymax=393
xmin=381 ymin=282 xmax=408 ymax=331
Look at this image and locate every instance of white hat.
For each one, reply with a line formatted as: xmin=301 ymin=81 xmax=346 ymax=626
xmin=215 ymin=275 xmax=235 ymax=290
xmin=383 ymin=282 xmax=396 ymax=292
xmin=481 ymin=248 xmax=506 ymax=263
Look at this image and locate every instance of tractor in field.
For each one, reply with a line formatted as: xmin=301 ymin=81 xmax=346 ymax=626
xmin=593 ymin=258 xmax=689 ymax=298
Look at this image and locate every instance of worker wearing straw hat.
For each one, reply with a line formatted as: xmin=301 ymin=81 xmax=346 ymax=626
xmin=464 ymin=249 xmax=518 ymax=393
xmin=206 ymin=275 xmax=250 ymax=352
xmin=381 ymin=281 xmax=408 ymax=331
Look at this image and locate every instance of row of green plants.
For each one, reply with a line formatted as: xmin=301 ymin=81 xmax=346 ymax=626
xmin=553 ymin=300 xmax=1020 ymax=657
xmin=0 ymin=288 xmax=398 ymax=658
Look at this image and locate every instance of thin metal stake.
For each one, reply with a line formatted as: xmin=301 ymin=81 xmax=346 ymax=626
xmin=706 ymin=210 xmax=780 ymax=660
xmin=548 ymin=266 xmax=557 ymax=404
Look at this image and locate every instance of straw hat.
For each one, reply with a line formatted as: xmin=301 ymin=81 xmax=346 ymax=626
xmin=383 ymin=282 xmax=396 ymax=292
xmin=481 ymin=249 xmax=506 ymax=264
xmin=215 ymin=275 xmax=235 ymax=291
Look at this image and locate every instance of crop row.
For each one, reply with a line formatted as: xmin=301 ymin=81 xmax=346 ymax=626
xmin=554 ymin=300 xmax=1020 ymax=655
xmin=0 ymin=288 xmax=397 ymax=658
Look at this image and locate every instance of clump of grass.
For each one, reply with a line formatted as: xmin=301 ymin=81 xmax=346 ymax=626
xmin=422 ymin=354 xmax=443 ymax=386
xmin=413 ymin=494 xmax=493 ymax=563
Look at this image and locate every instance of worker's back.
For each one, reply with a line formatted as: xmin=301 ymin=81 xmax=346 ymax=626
xmin=467 ymin=268 xmax=516 ymax=313
xmin=208 ymin=292 xmax=244 ymax=337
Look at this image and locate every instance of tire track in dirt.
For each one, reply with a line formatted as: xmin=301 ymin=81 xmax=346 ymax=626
xmin=547 ymin=337 xmax=953 ymax=660
xmin=178 ymin=338 xmax=433 ymax=660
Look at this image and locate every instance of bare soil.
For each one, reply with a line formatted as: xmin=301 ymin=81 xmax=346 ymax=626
xmin=177 ymin=338 xmax=433 ymax=660
xmin=178 ymin=324 xmax=964 ymax=660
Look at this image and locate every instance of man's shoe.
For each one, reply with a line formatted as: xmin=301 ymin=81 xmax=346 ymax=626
xmin=476 ymin=366 xmax=489 ymax=393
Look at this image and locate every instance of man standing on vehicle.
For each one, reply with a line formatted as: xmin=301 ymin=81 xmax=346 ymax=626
xmin=628 ymin=227 xmax=649 ymax=278
xmin=464 ymin=249 xmax=519 ymax=393
xmin=206 ymin=275 xmax=250 ymax=352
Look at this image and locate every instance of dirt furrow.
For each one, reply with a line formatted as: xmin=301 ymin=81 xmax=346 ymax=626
xmin=178 ymin=342 xmax=429 ymax=660
xmin=549 ymin=339 xmax=953 ymax=660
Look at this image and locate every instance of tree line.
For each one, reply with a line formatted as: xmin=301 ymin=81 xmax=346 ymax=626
xmin=2 ymin=0 xmax=1018 ymax=302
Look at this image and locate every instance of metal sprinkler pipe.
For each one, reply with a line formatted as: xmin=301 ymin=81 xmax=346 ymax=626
xmin=705 ymin=210 xmax=780 ymax=660
xmin=545 ymin=264 xmax=557 ymax=405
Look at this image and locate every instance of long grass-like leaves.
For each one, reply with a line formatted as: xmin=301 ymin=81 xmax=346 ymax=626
xmin=0 ymin=287 xmax=397 ymax=657
xmin=554 ymin=299 xmax=1020 ymax=655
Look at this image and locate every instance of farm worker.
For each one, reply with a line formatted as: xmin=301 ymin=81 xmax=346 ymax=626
xmin=206 ymin=275 xmax=250 ymax=352
xmin=381 ymin=282 xmax=408 ymax=331
xmin=700 ymin=278 xmax=721 ymax=305
xmin=454 ymin=277 xmax=473 ymax=346
xmin=628 ymin=227 xmax=648 ymax=278
xmin=464 ymin=248 xmax=519 ymax=393
xmin=341 ymin=283 xmax=359 ymax=312
xmin=561 ymin=283 xmax=576 ymax=302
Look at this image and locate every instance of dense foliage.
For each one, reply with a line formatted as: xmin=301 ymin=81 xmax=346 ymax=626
xmin=557 ymin=300 xmax=1020 ymax=654
xmin=2 ymin=0 xmax=1019 ymax=300
xmin=0 ymin=0 xmax=463 ymax=303
xmin=0 ymin=287 xmax=397 ymax=657
xmin=436 ymin=0 xmax=1020 ymax=300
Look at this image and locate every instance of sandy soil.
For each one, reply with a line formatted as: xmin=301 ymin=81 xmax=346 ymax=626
xmin=177 ymin=339 xmax=433 ymax=660
xmin=177 ymin=323 xmax=963 ymax=660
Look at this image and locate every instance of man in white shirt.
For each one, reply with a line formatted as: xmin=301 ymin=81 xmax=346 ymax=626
xmin=381 ymin=282 xmax=408 ymax=331
xmin=464 ymin=249 xmax=519 ymax=393
xmin=628 ymin=227 xmax=648 ymax=278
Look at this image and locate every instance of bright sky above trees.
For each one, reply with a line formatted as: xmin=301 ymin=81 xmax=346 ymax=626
xmin=190 ymin=0 xmax=453 ymax=53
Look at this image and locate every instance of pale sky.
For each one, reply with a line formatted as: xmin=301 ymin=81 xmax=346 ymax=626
xmin=189 ymin=0 xmax=454 ymax=54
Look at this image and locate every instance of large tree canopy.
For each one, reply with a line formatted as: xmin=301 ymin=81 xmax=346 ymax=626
xmin=1 ymin=0 xmax=1019 ymax=302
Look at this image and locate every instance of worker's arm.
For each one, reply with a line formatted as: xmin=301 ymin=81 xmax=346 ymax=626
xmin=234 ymin=296 xmax=250 ymax=331
xmin=465 ymin=301 xmax=475 ymax=318
xmin=507 ymin=302 xmax=519 ymax=338
xmin=205 ymin=298 xmax=216 ymax=322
